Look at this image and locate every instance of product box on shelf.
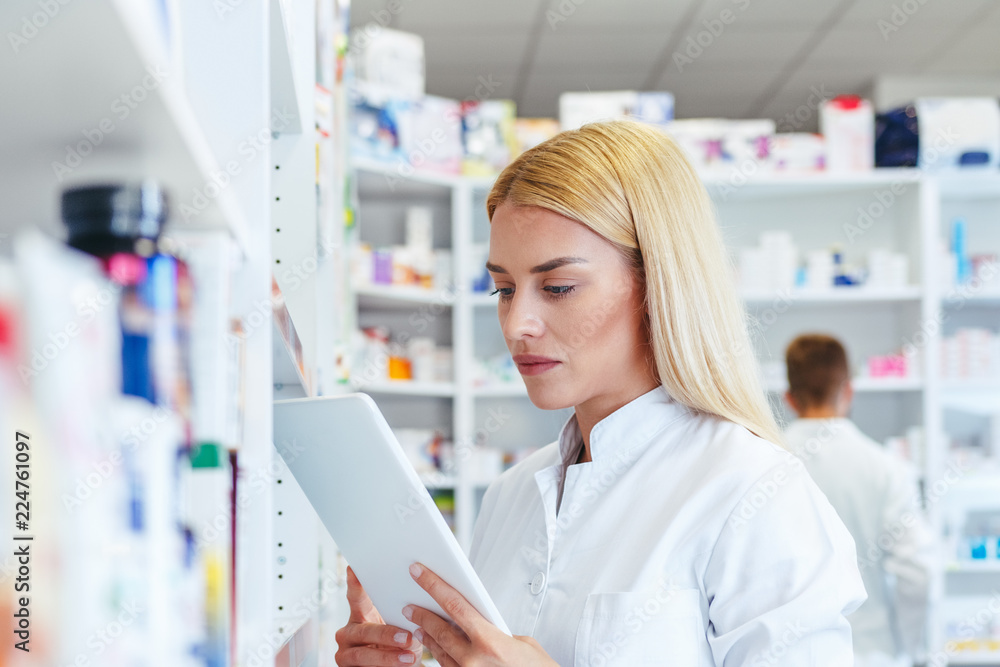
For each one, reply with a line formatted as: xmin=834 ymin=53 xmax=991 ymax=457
xmin=666 ymin=118 xmax=774 ymax=173
xmin=461 ymin=99 xmax=519 ymax=176
xmin=770 ymin=133 xmax=825 ymax=171
xmin=915 ymin=97 xmax=1000 ymax=170
xmin=820 ymin=95 xmax=874 ymax=172
xmin=514 ymin=118 xmax=561 ymax=155
xmin=559 ymin=90 xmax=674 ymax=131
xmin=351 ymin=27 xmax=425 ymax=101
xmin=396 ymin=94 xmax=464 ymax=175
xmin=349 ymin=84 xmax=406 ymax=163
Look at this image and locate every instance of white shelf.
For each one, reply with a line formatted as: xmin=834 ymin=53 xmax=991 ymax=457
xmin=944 ymin=649 xmax=1000 ymax=665
xmin=356 ymin=284 xmax=455 ymax=308
xmin=943 ymin=291 xmax=1000 ymax=306
xmin=0 ymin=0 xmax=250 ymax=255
xmin=268 ymin=0 xmax=303 ymax=133
xmin=766 ymin=376 xmax=923 ymax=393
xmin=935 ymin=171 xmax=1000 ymax=200
xmin=945 ymin=560 xmax=1000 ymax=574
xmin=941 ymin=382 xmax=1000 ymax=415
xmin=272 ymin=279 xmax=311 ymax=397
xmin=702 ymin=168 xmax=922 ymax=200
xmin=353 ymin=156 xmax=497 ymax=191
xmin=942 ymin=379 xmax=1000 ymax=391
xmin=358 ymin=381 xmax=455 ymax=397
xmin=741 ymin=286 xmax=923 ymax=304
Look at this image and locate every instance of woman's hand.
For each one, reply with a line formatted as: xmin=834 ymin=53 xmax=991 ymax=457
xmin=335 ymin=566 xmax=424 ymax=666
xmin=403 ymin=563 xmax=558 ymax=667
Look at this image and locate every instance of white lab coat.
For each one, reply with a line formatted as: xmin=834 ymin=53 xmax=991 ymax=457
xmin=470 ymin=386 xmax=867 ymax=666
xmin=783 ymin=418 xmax=934 ymax=666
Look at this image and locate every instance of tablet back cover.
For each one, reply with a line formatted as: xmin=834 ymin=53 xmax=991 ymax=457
xmin=273 ymin=393 xmax=509 ymax=634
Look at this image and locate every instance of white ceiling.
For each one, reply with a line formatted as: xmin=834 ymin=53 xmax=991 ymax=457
xmin=348 ymin=0 xmax=1000 ymax=130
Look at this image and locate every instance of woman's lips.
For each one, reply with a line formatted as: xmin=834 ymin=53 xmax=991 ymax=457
xmin=513 ymin=355 xmax=560 ymax=376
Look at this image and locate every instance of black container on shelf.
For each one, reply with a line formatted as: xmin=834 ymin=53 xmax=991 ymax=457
xmin=61 ymin=181 xmax=168 ymax=257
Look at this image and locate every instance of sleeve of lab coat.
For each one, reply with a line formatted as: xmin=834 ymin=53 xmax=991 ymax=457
xmin=704 ymin=457 xmax=868 ymax=666
xmin=879 ymin=459 xmax=934 ymax=658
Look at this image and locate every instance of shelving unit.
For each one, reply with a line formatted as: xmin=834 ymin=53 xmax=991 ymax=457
xmin=350 ymin=155 xmax=1000 ymax=663
xmin=0 ymin=1 xmax=353 ymax=665
xmin=0 ymin=0 xmax=250 ymax=253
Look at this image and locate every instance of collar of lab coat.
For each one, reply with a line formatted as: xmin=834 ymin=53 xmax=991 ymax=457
xmin=554 ymin=384 xmax=691 ymax=466
xmin=783 ymin=417 xmax=859 ymax=456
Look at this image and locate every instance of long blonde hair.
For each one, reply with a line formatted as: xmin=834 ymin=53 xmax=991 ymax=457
xmin=486 ymin=119 xmax=783 ymax=447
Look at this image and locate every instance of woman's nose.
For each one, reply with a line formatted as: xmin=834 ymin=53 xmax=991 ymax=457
xmin=501 ymin=291 xmax=544 ymax=340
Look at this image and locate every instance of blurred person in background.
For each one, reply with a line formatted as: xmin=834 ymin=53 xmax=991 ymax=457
xmin=784 ymin=333 xmax=935 ymax=667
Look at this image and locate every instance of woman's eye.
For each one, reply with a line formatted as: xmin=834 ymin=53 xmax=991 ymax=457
xmin=489 ymin=287 xmax=514 ymax=301
xmin=544 ymin=285 xmax=575 ymax=298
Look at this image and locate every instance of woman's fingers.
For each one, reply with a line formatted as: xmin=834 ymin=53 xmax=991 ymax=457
xmin=333 ymin=644 xmax=422 ymax=667
xmin=418 ymin=630 xmax=461 ymax=667
xmin=407 ymin=562 xmax=486 ymax=642
xmin=346 ymin=566 xmax=383 ymax=624
xmin=404 ymin=604 xmax=470 ymax=662
xmin=335 ymin=621 xmax=415 ymax=651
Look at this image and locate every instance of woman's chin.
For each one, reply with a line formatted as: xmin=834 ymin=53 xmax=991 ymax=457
xmin=524 ymin=383 xmax=574 ymax=411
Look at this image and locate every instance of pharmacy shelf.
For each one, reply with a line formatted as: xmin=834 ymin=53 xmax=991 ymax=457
xmin=741 ymin=286 xmax=923 ymax=304
xmin=268 ymin=0 xmax=303 ymax=134
xmin=942 ymin=379 xmax=1000 ymax=391
xmin=945 ymin=561 xmax=1000 ymax=573
xmin=0 ymin=0 xmax=250 ymax=255
xmin=945 ymin=650 xmax=1000 ymax=665
xmin=943 ymin=292 xmax=1000 ymax=306
xmin=935 ymin=171 xmax=1000 ymax=200
xmin=358 ymin=381 xmax=455 ymax=397
xmin=272 ymin=278 xmax=312 ymax=396
xmin=701 ymin=168 xmax=922 ymax=200
xmin=272 ymin=320 xmax=310 ymax=396
xmin=766 ymin=376 xmax=924 ymax=393
xmin=352 ymin=156 xmax=483 ymax=192
xmin=356 ymin=284 xmax=455 ymax=308
xmin=941 ymin=383 xmax=1000 ymax=415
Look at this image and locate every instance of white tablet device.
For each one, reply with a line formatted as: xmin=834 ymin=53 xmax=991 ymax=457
xmin=273 ymin=392 xmax=510 ymax=635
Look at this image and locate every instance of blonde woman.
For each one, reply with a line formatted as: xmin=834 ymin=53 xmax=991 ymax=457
xmin=335 ymin=120 xmax=865 ymax=666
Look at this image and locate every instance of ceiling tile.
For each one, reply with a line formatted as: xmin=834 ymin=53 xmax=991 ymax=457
xmin=691 ymin=0 xmax=844 ymax=27
xmin=420 ymin=28 xmax=532 ymax=68
xmin=838 ymin=0 xmax=994 ymax=25
xmin=921 ymin=5 xmax=1000 ymax=74
xmin=807 ymin=25 xmax=951 ymax=69
xmin=425 ymin=68 xmax=521 ymax=104
xmin=662 ymin=28 xmax=815 ymax=68
xmin=533 ymin=28 xmax=671 ymax=68
xmin=674 ymin=92 xmax=757 ymax=119
xmin=658 ymin=65 xmax=782 ymax=101
xmin=385 ymin=0 xmax=543 ymax=30
xmin=538 ymin=0 xmax=690 ymax=30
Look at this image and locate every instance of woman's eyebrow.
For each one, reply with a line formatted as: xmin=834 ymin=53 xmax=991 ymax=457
xmin=486 ymin=256 xmax=588 ymax=274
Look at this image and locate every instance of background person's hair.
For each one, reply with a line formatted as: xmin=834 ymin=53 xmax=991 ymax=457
xmin=486 ymin=119 xmax=783 ymax=447
xmin=785 ymin=334 xmax=850 ymax=410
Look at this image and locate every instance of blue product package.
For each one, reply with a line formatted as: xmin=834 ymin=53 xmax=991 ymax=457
xmin=952 ymin=218 xmax=972 ymax=285
xmin=970 ymin=536 xmax=988 ymax=560
xmin=875 ymin=105 xmax=919 ymax=168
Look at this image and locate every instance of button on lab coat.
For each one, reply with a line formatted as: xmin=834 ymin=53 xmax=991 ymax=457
xmin=784 ymin=418 xmax=933 ymax=664
xmin=470 ymin=386 xmax=866 ymax=666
